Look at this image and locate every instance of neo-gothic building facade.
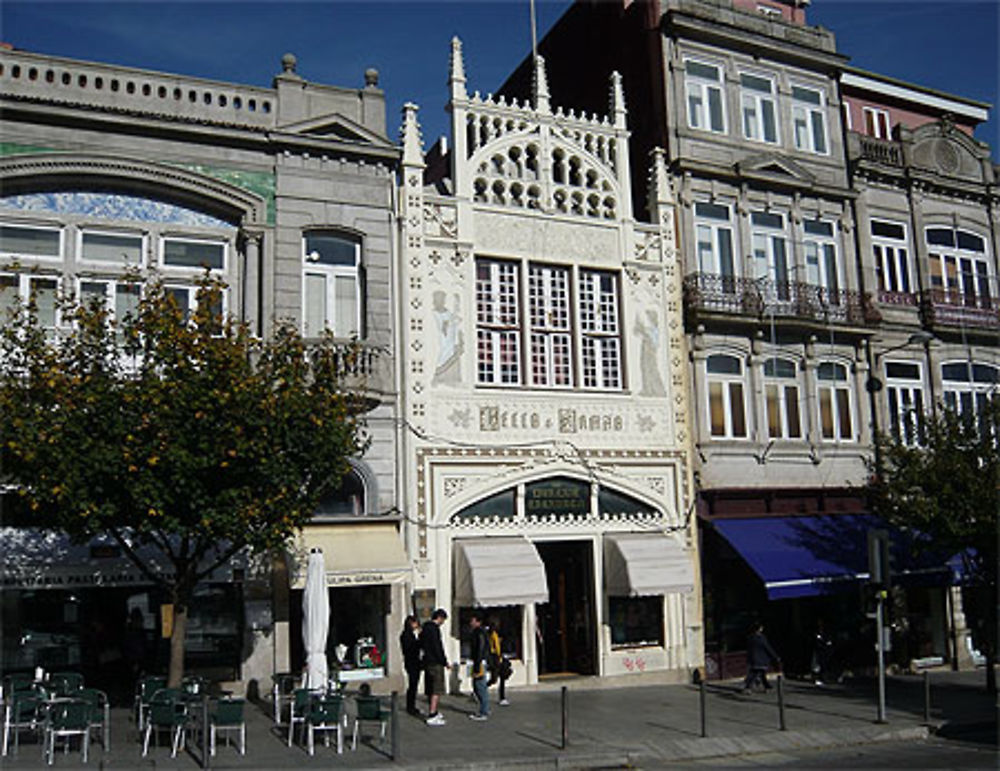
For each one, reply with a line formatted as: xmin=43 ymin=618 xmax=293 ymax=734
xmin=397 ymin=40 xmax=700 ymax=685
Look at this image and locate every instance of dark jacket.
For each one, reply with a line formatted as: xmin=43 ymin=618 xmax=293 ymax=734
xmin=469 ymin=625 xmax=488 ymax=678
xmin=400 ymin=628 xmax=422 ymax=672
xmin=747 ymin=631 xmax=780 ymax=669
xmin=421 ymin=620 xmax=448 ymax=667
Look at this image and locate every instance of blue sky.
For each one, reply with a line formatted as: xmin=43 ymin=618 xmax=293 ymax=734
xmin=2 ymin=1 xmax=997 ymax=152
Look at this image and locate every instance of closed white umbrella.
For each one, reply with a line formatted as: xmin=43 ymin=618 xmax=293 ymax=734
xmin=302 ymin=548 xmax=330 ymax=690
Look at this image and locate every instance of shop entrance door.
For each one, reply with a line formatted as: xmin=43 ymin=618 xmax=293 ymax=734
xmin=535 ymin=541 xmax=596 ymax=676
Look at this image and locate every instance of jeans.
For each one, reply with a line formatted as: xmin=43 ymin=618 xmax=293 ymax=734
xmin=472 ymin=675 xmax=489 ymax=716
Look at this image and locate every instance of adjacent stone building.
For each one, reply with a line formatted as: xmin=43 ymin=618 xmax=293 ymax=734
xmin=499 ymin=0 xmax=994 ymax=675
xmin=0 ymin=47 xmax=407 ymax=693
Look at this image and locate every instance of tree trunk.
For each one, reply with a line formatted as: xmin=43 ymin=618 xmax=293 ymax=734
xmin=167 ymin=597 xmax=189 ymax=688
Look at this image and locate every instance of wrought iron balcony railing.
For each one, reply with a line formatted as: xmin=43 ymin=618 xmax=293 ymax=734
xmin=683 ymin=273 xmax=880 ymax=326
xmin=920 ymin=288 xmax=1000 ymax=330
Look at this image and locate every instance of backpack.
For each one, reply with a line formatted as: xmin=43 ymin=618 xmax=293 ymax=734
xmin=487 ymin=629 xmax=502 ymax=674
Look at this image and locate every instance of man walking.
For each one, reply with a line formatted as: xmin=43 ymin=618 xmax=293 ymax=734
xmin=422 ymin=608 xmax=449 ymax=725
xmin=742 ymin=622 xmax=781 ymax=693
xmin=468 ymin=612 xmax=489 ymax=721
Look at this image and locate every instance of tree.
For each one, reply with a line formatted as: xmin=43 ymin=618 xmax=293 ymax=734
xmin=0 ymin=274 xmax=367 ymax=686
xmin=868 ymin=403 xmax=998 ymax=692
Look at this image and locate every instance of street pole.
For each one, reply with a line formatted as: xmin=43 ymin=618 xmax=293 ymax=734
xmin=875 ymin=588 xmax=887 ymax=724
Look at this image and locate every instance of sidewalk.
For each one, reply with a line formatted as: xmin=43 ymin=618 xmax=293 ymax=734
xmin=0 ymin=669 xmax=992 ymax=769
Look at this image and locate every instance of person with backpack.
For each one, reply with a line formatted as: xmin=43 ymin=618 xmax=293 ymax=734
xmin=487 ymin=616 xmax=512 ymax=706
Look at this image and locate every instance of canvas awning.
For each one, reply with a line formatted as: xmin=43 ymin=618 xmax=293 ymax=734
xmin=453 ymin=537 xmax=549 ymax=607
xmin=604 ymin=532 xmax=695 ymax=597
xmin=292 ymin=523 xmax=410 ymax=589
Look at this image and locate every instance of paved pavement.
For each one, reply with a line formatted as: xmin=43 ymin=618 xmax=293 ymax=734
xmin=0 ymin=669 xmax=994 ymax=769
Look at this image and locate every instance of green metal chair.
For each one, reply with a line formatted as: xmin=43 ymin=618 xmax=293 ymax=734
xmin=141 ymin=690 xmax=187 ymax=757
xmin=271 ymin=672 xmax=297 ymax=724
xmin=209 ymin=697 xmax=245 ymax=756
xmin=286 ymin=688 xmax=314 ymax=748
xmin=78 ymin=688 xmax=110 ymax=751
xmin=2 ymin=691 xmax=43 ymax=757
xmin=43 ymin=699 xmax=90 ymax=765
xmin=134 ymin=676 xmax=167 ymax=732
xmin=48 ymin=672 xmax=84 ymax=697
xmin=306 ymin=696 xmax=344 ymax=756
xmin=351 ymin=695 xmax=390 ymax=750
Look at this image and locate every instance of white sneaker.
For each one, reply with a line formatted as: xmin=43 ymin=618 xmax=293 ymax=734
xmin=499 ymin=699 xmax=510 ymax=706
xmin=468 ymin=713 xmax=488 ymax=721
xmin=426 ymin=713 xmax=446 ymax=726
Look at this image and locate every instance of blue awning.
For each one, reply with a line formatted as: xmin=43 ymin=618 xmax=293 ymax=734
xmin=709 ymin=515 xmax=963 ymax=600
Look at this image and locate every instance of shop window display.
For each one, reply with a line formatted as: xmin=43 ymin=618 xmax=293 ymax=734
xmin=608 ymin=596 xmax=663 ymax=648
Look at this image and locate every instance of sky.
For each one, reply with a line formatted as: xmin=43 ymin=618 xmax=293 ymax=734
xmin=1 ymin=0 xmax=997 ymax=153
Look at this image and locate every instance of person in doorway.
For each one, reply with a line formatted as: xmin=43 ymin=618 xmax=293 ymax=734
xmin=487 ymin=616 xmax=512 ymax=706
xmin=468 ymin=612 xmax=489 ymax=721
xmin=122 ymin=607 xmax=147 ymax=679
xmin=742 ymin=622 xmax=781 ymax=693
xmin=399 ymin=615 xmax=422 ymax=716
xmin=422 ymin=608 xmax=449 ymax=725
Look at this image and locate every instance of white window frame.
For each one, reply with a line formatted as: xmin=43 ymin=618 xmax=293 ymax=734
xmin=159 ymin=235 xmax=228 ymax=273
xmin=750 ymin=211 xmax=790 ymax=301
xmin=578 ymin=269 xmax=621 ymax=390
xmin=163 ymin=283 xmax=227 ymax=321
xmin=740 ymin=72 xmax=779 ymax=144
xmin=941 ymin=361 xmax=999 ymax=420
xmin=925 ymin=227 xmax=993 ymax=309
xmin=694 ymin=202 xmax=736 ymax=279
xmin=302 ymin=232 xmax=362 ymax=340
xmin=816 ymin=361 xmax=855 ymax=441
xmin=791 ymin=84 xmax=828 ymax=155
xmin=0 ymin=221 xmax=63 ymax=262
xmin=77 ymin=277 xmax=142 ymax=323
xmin=0 ymin=272 xmax=61 ymax=329
xmin=863 ymin=106 xmax=892 ymax=139
xmin=763 ymin=357 xmax=802 ymax=440
xmin=802 ymin=219 xmax=841 ymax=294
xmin=476 ymin=258 xmax=522 ymax=386
xmin=528 ymin=263 xmax=573 ymax=388
xmin=706 ymin=353 xmax=748 ymax=439
xmin=77 ymin=228 xmax=146 ymax=269
xmin=871 ymin=219 xmax=913 ymax=295
xmin=685 ymin=58 xmax=727 ymax=134
xmin=883 ymin=360 xmax=925 ymax=446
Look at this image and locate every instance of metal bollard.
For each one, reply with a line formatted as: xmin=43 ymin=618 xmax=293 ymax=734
xmin=776 ymin=674 xmax=786 ymax=731
xmin=699 ymin=677 xmax=707 ymax=738
xmin=390 ymin=691 xmax=399 ymax=760
xmin=923 ymin=671 xmax=930 ymax=724
xmin=561 ymin=686 xmax=568 ymax=749
xmin=201 ymin=691 xmax=210 ymax=769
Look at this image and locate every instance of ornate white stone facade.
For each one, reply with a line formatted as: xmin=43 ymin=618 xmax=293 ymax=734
xmin=397 ymin=40 xmax=700 ymax=686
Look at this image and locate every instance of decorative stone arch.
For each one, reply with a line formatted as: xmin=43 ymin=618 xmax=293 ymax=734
xmin=446 ymin=466 xmax=666 ymax=522
xmin=346 ymin=458 xmax=380 ymax=517
xmin=0 ymin=153 xmax=267 ymax=227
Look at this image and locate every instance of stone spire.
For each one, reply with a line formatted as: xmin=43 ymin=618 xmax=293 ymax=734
xmin=401 ymin=103 xmax=424 ymax=169
xmin=609 ymin=71 xmax=627 ymax=129
xmin=647 ymin=147 xmax=673 ymax=211
xmin=532 ymin=54 xmax=550 ymax=113
xmin=449 ymin=36 xmax=467 ymax=101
